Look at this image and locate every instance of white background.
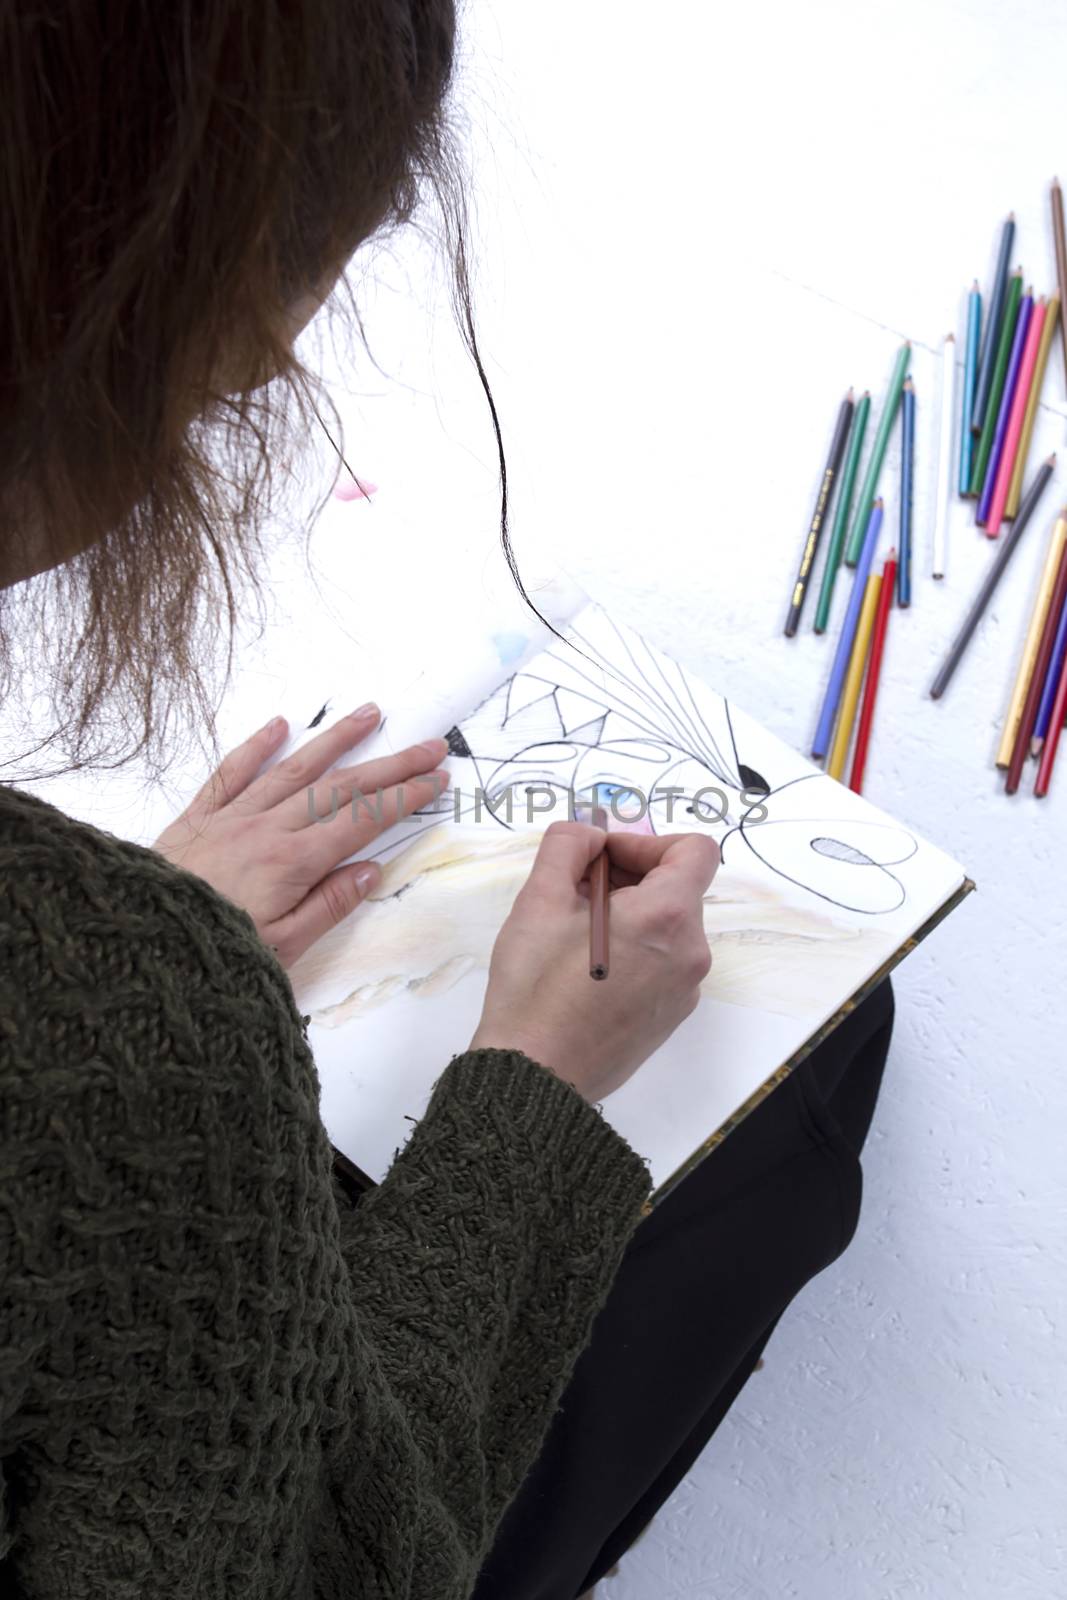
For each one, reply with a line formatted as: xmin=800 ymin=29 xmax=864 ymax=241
xmin=11 ymin=1 xmax=1066 ymax=1594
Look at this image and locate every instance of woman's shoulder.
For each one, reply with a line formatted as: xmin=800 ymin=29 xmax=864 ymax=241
xmin=0 ymin=780 xmax=295 ymax=1020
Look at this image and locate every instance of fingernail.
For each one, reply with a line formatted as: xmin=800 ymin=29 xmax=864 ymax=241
xmin=350 ymin=702 xmax=379 ymax=722
xmin=354 ymin=863 xmax=379 ymax=894
xmin=264 ymin=716 xmax=286 ymax=738
xmin=420 ymin=737 xmax=449 ymax=758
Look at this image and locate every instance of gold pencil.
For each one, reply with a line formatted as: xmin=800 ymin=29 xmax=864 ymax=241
xmin=828 ymin=572 xmax=882 ymax=781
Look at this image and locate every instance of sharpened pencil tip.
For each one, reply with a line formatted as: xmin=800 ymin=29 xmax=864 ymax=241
xmin=1047 ymin=453 xmax=1057 ymax=465
xmin=945 ymin=332 xmax=955 ymax=342
xmin=972 ymin=279 xmax=980 ymax=290
xmin=1009 ymin=210 xmax=1016 ymax=218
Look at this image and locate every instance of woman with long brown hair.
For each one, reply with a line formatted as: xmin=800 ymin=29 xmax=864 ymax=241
xmin=0 ymin=5 xmax=892 ymax=1597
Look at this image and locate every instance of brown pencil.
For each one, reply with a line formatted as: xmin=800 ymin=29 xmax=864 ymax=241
xmin=589 ymin=807 xmax=610 ymax=979
xmin=1005 ymin=538 xmax=1067 ymax=793
xmin=1052 ymin=180 xmax=1067 ymax=387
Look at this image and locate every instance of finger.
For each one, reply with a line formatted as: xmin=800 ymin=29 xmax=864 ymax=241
xmin=283 ymin=738 xmax=449 ymax=830
xmin=269 ymin=858 xmax=382 ymax=970
xmin=626 ymin=832 xmax=721 ymax=905
xmin=179 ymin=715 xmax=290 ymax=823
xmin=522 ymin=821 xmax=608 ymax=905
xmin=299 ymin=769 xmax=450 ymax=877
xmin=240 ymin=702 xmax=382 ymax=814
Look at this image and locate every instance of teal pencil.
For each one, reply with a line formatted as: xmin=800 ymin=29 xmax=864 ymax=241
xmin=844 ymin=342 xmax=911 ymax=567
xmin=814 ymin=391 xmax=871 ymax=633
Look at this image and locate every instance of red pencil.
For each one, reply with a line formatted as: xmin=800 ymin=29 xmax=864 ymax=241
xmin=1035 ymin=625 xmax=1067 ymax=796
xmin=849 ymin=549 xmax=897 ymax=793
xmin=1006 ymin=538 xmax=1067 ymax=793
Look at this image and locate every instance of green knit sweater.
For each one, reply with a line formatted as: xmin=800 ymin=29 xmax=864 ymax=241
xmin=0 ymin=783 xmax=653 ymax=1599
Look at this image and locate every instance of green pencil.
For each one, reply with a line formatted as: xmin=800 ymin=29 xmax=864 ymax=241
xmin=968 ymin=269 xmax=1023 ymax=501
xmin=814 ymin=389 xmax=871 ymax=632
xmin=844 ymin=342 xmax=911 ymax=566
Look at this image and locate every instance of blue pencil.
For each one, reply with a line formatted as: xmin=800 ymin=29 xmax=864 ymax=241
xmin=1032 ymin=585 xmax=1067 ymax=753
xmin=898 ymin=378 xmax=915 ymax=607
xmin=812 ymin=500 xmax=884 ymax=760
xmin=959 ymin=282 xmax=981 ymax=494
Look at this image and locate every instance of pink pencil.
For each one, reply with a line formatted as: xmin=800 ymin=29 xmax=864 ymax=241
xmin=986 ymin=299 xmax=1047 ymax=538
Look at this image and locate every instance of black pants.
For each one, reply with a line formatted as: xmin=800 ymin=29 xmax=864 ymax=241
xmin=469 ymin=979 xmax=895 ymax=1600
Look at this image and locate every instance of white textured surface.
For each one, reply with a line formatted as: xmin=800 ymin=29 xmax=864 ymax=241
xmin=9 ymin=1 xmax=1066 ymax=1594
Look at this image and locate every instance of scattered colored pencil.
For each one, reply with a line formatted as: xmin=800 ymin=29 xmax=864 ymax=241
xmin=785 ymin=389 xmax=855 ymax=637
xmin=959 ymin=283 xmax=981 ymax=495
xmin=814 ymin=390 xmax=870 ymax=634
xmin=930 ymin=456 xmax=1055 ymax=700
xmin=1050 ymin=181 xmax=1067 ymax=388
xmin=828 ymin=571 xmax=882 ymax=780
xmin=1035 ymin=624 xmax=1067 ymax=796
xmin=977 ymin=288 xmax=1033 ymax=528
xmin=851 ymin=550 xmax=897 ymax=792
xmin=970 ymin=270 xmax=1023 ymax=501
xmin=1005 ymin=538 xmax=1067 ymax=793
xmin=813 ymin=499 xmax=884 ymax=760
xmin=1007 ymin=293 xmax=1059 ymax=520
xmin=996 ymin=511 xmax=1067 ymax=767
xmin=985 ymin=295 xmax=1043 ymax=536
xmin=972 ymin=214 xmax=1015 ymax=435
xmin=933 ymin=334 xmax=956 ymax=578
xmin=1031 ymin=582 xmax=1067 ymax=754
xmin=898 ymin=377 xmax=915 ymax=606
xmin=844 ymin=343 xmax=910 ymax=567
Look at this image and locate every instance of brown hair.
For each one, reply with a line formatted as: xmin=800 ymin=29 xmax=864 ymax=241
xmin=0 ymin=0 xmax=522 ymax=782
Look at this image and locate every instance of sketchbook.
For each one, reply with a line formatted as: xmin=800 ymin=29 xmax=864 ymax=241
xmin=273 ymin=579 xmax=972 ymax=1207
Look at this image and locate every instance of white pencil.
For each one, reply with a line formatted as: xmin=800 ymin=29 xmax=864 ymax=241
xmin=933 ymin=333 xmax=956 ymax=579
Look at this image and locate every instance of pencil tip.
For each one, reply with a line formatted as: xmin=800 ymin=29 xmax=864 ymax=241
xmin=1047 ymin=453 xmax=1057 ymax=464
xmin=945 ymin=332 xmax=955 ymax=341
xmin=1008 ymin=210 xmax=1016 ymax=218
xmin=972 ymin=278 xmax=980 ymax=289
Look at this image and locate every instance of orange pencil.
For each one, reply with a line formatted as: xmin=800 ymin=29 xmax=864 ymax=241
xmin=849 ymin=550 xmax=897 ymax=794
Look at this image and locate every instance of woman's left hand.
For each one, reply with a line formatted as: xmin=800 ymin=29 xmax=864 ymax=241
xmin=152 ymin=703 xmax=448 ymax=969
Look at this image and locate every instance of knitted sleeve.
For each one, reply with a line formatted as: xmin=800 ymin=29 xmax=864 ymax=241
xmin=0 ymin=785 xmax=653 ymax=1600
xmin=323 ymin=1047 xmax=654 ymax=1589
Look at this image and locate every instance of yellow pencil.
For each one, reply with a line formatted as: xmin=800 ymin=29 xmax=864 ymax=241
xmin=1006 ymin=293 xmax=1060 ymax=520
xmin=995 ymin=511 xmax=1067 ymax=766
xmin=828 ymin=572 xmax=882 ymax=781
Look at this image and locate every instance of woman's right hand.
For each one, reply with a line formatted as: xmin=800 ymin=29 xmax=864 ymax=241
xmin=470 ymin=821 xmax=720 ymax=1104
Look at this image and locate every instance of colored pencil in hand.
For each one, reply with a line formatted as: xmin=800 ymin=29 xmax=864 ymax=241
xmin=813 ymin=500 xmax=883 ymax=760
xmin=1007 ymin=293 xmax=1059 ymax=520
xmin=934 ymin=334 xmax=956 ymax=578
xmin=970 ymin=270 xmax=1023 ymax=502
xmin=1034 ymin=616 xmax=1067 ymax=796
xmin=814 ymin=391 xmax=870 ymax=634
xmin=828 ymin=570 xmax=882 ymax=781
xmin=844 ymin=343 xmax=910 ymax=567
xmin=985 ymin=297 xmax=1045 ymax=538
xmin=972 ymin=213 xmax=1015 ymax=435
xmin=898 ymin=377 xmax=915 ymax=606
xmin=850 ymin=550 xmax=897 ymax=793
xmin=589 ymin=805 xmax=610 ymax=979
xmin=1005 ymin=537 xmax=1067 ymax=793
xmin=1051 ymin=181 xmax=1067 ymax=389
xmin=960 ymin=282 xmax=981 ymax=495
xmin=785 ymin=389 xmax=855 ymax=637
xmin=930 ymin=455 xmax=1055 ymax=700
xmin=1031 ymin=581 xmax=1067 ymax=755
xmin=978 ymin=288 xmax=1034 ymax=529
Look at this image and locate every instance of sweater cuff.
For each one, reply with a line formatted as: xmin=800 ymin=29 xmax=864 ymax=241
xmin=428 ymin=1047 xmax=653 ymax=1222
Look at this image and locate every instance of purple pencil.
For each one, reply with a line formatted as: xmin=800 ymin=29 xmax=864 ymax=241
xmin=978 ymin=289 xmax=1034 ymax=527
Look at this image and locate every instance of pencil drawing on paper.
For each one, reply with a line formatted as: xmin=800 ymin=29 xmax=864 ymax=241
xmin=288 ymin=604 xmax=917 ymax=1028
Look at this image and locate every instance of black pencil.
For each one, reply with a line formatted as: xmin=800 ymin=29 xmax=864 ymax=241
xmin=784 ymin=388 xmax=855 ymax=638
xmin=972 ymin=214 xmax=1015 ymax=435
xmin=929 ymin=454 xmax=1055 ymax=699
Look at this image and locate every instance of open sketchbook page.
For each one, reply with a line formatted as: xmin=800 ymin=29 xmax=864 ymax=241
xmin=287 ymin=599 xmax=971 ymax=1202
